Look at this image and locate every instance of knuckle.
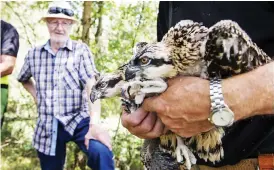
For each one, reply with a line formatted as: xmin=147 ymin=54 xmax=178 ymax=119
xmin=121 ymin=117 xmax=129 ymax=128
xmin=157 ymin=99 xmax=169 ymax=114
xmin=121 ymin=120 xmax=126 ymax=127
xmin=131 ymin=118 xmax=141 ymax=126
xmin=161 ymin=118 xmax=172 ymax=128
xmin=142 ymin=124 xmax=153 ymax=132
xmin=157 ymin=104 xmax=166 ymax=114
xmin=127 ymin=127 xmax=138 ymax=135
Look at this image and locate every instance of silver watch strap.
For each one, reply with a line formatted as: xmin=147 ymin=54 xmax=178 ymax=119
xmin=209 ymin=78 xmax=225 ymax=112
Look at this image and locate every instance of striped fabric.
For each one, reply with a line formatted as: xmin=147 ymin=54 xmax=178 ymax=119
xmin=17 ymin=39 xmax=98 ymax=155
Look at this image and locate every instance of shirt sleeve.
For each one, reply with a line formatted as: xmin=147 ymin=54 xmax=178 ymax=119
xmin=17 ymin=51 xmax=32 ymax=82
xmin=79 ymin=44 xmax=99 ymax=87
xmin=1 ymin=26 xmax=20 ymax=57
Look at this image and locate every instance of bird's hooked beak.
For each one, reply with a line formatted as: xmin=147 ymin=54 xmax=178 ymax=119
xmin=125 ymin=66 xmax=141 ymax=81
xmin=90 ymin=89 xmax=101 ymax=103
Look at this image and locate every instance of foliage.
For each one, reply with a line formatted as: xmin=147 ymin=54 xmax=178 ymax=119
xmin=1 ymin=1 xmax=158 ymax=170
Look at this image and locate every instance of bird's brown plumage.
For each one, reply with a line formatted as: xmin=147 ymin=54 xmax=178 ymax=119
xmin=90 ymin=19 xmax=272 ymax=170
xmin=125 ymin=20 xmax=272 ymax=170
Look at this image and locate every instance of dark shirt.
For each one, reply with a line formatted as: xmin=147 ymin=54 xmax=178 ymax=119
xmin=1 ymin=20 xmax=19 ymax=57
xmin=157 ymin=1 xmax=274 ymax=57
xmin=157 ymin=1 xmax=274 ymax=167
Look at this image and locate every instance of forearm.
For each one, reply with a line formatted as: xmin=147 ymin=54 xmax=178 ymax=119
xmin=0 ymin=63 xmax=14 ymax=77
xmin=223 ymin=61 xmax=274 ymax=121
xmin=0 ymin=55 xmax=16 ymax=77
xmin=22 ymin=79 xmax=36 ymax=99
xmin=86 ymin=77 xmax=101 ymax=125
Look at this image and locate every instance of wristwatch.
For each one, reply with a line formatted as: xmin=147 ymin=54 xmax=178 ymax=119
xmin=208 ymin=78 xmax=234 ymax=127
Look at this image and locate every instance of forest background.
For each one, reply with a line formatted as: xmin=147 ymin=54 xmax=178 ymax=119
xmin=1 ymin=1 xmax=158 ymax=170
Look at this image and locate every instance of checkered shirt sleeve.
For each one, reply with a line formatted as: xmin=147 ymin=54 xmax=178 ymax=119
xmin=17 ymin=50 xmax=32 ymax=82
xmin=79 ymin=44 xmax=99 ymax=86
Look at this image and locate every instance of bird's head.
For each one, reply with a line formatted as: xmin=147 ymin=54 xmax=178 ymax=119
xmin=90 ymin=72 xmax=124 ymax=103
xmin=125 ymin=42 xmax=177 ymax=81
xmin=125 ymin=20 xmax=208 ymax=81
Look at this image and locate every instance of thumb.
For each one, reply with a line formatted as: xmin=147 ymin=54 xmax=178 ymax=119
xmin=142 ymin=96 xmax=161 ymax=113
xmin=85 ymin=133 xmax=95 ymax=150
xmin=85 ymin=137 xmax=89 ymax=150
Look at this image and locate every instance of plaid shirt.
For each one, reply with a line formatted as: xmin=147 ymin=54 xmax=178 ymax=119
xmin=17 ymin=39 xmax=98 ymax=156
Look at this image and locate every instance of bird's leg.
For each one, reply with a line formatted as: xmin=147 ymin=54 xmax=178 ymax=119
xmin=175 ymin=136 xmax=197 ymax=170
xmin=123 ymin=81 xmax=145 ymax=104
xmin=121 ymin=98 xmax=132 ymax=113
xmin=122 ymin=81 xmax=142 ymax=98
xmin=121 ymin=97 xmax=139 ymax=113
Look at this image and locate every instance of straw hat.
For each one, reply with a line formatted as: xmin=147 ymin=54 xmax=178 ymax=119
xmin=41 ymin=1 xmax=78 ymax=23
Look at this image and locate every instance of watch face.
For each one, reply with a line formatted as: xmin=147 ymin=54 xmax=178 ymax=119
xmin=212 ymin=108 xmax=234 ymax=127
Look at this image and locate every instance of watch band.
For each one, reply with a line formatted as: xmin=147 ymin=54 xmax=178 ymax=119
xmin=209 ymin=78 xmax=225 ymax=112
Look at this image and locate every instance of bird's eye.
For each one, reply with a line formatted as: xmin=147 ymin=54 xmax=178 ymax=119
xmin=100 ymin=82 xmax=108 ymax=89
xmin=140 ymin=57 xmax=150 ymax=65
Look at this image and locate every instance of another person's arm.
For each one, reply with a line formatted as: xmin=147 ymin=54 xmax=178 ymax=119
xmin=84 ymin=77 xmax=112 ymax=150
xmin=0 ymin=55 xmax=16 ymax=77
xmin=80 ymin=44 xmax=112 ymax=150
xmin=86 ymin=77 xmax=101 ymax=125
xmin=122 ymin=61 xmax=274 ymax=138
xmin=1 ymin=23 xmax=19 ymax=77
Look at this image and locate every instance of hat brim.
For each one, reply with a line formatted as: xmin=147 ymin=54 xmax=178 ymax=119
xmin=41 ymin=14 xmax=78 ymax=23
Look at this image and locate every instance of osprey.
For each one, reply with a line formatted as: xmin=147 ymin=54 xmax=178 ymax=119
xmin=89 ymin=64 xmax=139 ymax=113
xmin=90 ymin=20 xmax=272 ymax=170
xmin=124 ymin=20 xmax=272 ymax=169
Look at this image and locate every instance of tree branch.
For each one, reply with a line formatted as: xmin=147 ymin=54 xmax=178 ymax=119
xmin=5 ymin=2 xmax=34 ymax=46
xmin=94 ymin=1 xmax=104 ymax=44
xmin=131 ymin=1 xmax=145 ymax=49
xmin=113 ymin=111 xmax=122 ymax=143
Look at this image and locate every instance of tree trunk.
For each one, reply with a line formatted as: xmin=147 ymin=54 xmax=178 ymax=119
xmin=94 ymin=1 xmax=104 ymax=44
xmin=82 ymin=1 xmax=92 ymax=45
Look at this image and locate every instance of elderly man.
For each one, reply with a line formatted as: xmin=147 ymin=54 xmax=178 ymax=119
xmin=17 ymin=1 xmax=114 ymax=170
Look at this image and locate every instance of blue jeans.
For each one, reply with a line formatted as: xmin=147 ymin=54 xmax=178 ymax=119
xmin=37 ymin=118 xmax=115 ymax=170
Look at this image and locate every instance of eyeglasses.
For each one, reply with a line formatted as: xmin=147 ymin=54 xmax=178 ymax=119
xmin=47 ymin=20 xmax=72 ymax=28
xmin=48 ymin=7 xmax=74 ymax=17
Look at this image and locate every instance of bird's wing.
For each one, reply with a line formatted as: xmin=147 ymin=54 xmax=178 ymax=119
xmin=162 ymin=20 xmax=208 ymax=48
xmin=202 ymin=20 xmax=272 ymax=78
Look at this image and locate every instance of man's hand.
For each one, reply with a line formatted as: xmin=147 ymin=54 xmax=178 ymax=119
xmin=121 ymin=62 xmax=274 ymax=138
xmin=121 ymin=107 xmax=166 ymax=139
xmin=142 ymin=76 xmax=214 ymax=138
xmin=85 ymin=124 xmax=112 ymax=151
xmin=22 ymin=79 xmax=37 ymax=103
